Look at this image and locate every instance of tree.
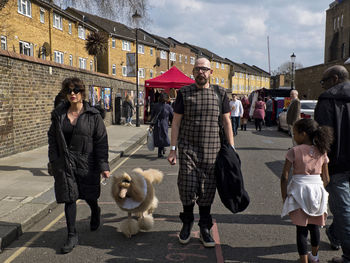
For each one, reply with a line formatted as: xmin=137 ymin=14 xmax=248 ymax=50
xmin=54 ymin=0 xmax=150 ymax=27
xmin=0 ymin=0 xmax=15 ymax=40
xmin=85 ymin=31 xmax=108 ymax=72
xmin=274 ymin=61 xmax=303 ymax=75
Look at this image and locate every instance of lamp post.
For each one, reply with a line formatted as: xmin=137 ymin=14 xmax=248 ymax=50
xmin=290 ymin=52 xmax=296 ymax=90
xmin=132 ymin=10 xmax=142 ymax=127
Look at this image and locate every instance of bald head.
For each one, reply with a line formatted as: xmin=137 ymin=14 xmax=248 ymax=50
xmin=194 ymin=57 xmax=210 ymax=68
xmin=321 ymin=65 xmax=349 ymax=89
xmin=290 ymin=89 xmax=298 ymax=100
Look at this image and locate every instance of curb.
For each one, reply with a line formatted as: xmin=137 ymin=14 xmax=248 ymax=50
xmin=0 ymin=132 xmax=147 ymax=253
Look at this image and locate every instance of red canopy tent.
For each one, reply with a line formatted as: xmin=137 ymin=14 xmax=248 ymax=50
xmin=143 ymin=66 xmax=195 ymax=122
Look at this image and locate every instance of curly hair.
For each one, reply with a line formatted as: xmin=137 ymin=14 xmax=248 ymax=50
xmin=59 ymin=77 xmax=86 ymax=100
xmin=293 ymin=118 xmax=334 ymax=154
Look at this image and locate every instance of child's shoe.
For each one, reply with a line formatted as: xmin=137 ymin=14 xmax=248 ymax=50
xmin=308 ymin=252 xmax=319 ymax=262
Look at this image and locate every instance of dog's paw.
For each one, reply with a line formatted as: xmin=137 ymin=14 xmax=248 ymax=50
xmin=138 ymin=215 xmax=154 ymax=231
xmin=120 ymin=218 xmax=139 ymax=238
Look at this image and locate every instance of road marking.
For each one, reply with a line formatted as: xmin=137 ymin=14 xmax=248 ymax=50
xmin=4 ymin=144 xmax=144 ymax=263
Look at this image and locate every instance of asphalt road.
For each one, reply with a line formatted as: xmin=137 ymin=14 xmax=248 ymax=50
xmin=0 ymin=124 xmax=341 ymax=263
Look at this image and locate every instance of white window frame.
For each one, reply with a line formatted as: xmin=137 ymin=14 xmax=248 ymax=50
xmin=160 ymin=71 xmax=165 ymax=75
xmin=138 ymin=44 xmax=144 ymax=54
xmin=79 ymin=57 xmax=87 ymax=69
xmin=69 ymin=55 xmax=73 ymax=66
xmin=78 ymin=26 xmax=85 ymax=40
xmin=191 ymin=75 xmax=194 ymax=79
xmin=221 ymin=63 xmax=225 ymax=69
xmin=19 ymin=41 xmax=33 ymax=56
xmin=54 ymin=50 xmax=64 ymax=64
xmin=341 ymin=14 xmax=344 ymax=27
xmin=122 ymin=40 xmax=131 ymax=51
xmin=216 ymin=77 xmax=219 ymax=84
xmin=40 ymin=8 xmax=45 ymax=23
xmin=1 ymin=36 xmax=7 ymax=50
xmin=150 ymin=69 xmax=153 ymax=78
xmin=190 ymin=57 xmax=195 ymax=65
xmin=18 ymin=0 xmax=31 ymax=17
xmin=160 ymin=50 xmax=167 ymax=60
xmin=53 ymin=13 xmax=62 ymax=30
xmin=179 ymin=54 xmax=182 ymax=63
xmin=138 ymin=68 xmax=145 ymax=78
xmin=68 ymin=23 xmax=72 ymax=34
xmin=170 ymin=52 xmax=176 ymax=61
xmin=150 ymin=48 xmax=153 ymax=56
xmin=112 ymin=64 xmax=116 ymax=75
xmin=185 ymin=56 xmax=188 ymax=64
xmin=90 ymin=60 xmax=93 ymax=71
xmin=221 ymin=78 xmax=225 ymax=84
xmin=216 ymin=62 xmax=220 ymax=68
xmin=122 ymin=66 xmax=127 ymax=76
xmin=112 ymin=38 xmax=116 ymax=48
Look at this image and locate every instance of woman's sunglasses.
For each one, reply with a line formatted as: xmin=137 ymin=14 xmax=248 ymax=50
xmin=66 ymin=86 xmax=83 ymax=95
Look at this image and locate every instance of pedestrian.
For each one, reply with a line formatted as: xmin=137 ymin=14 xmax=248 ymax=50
xmin=151 ymin=93 xmax=174 ymax=158
xmin=281 ymin=118 xmax=333 ymax=263
xmin=241 ymin=95 xmax=250 ymax=131
xmin=229 ymin=94 xmax=243 ymax=136
xmin=48 ymin=77 xmax=110 ymax=254
xmin=314 ymin=65 xmax=350 ymax=263
xmin=287 ymin=90 xmax=301 ymax=145
xmin=123 ymin=94 xmax=134 ymax=126
xmin=167 ymin=57 xmax=234 ymax=248
xmin=265 ymin=95 xmax=273 ymax=127
xmin=252 ymin=96 xmax=265 ymax=131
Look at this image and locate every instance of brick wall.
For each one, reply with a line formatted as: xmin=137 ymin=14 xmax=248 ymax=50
xmin=0 ymin=49 xmax=135 ymax=158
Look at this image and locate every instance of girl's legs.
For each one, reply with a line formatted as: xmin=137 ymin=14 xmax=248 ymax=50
xmin=307 ymin=224 xmax=320 ymax=257
xmin=62 ymin=202 xmax=78 ymax=253
xmin=255 ymin=119 xmax=259 ymax=130
xmin=158 ymin=147 xmax=164 ymax=158
xmin=258 ymin=119 xmax=262 ymax=131
xmin=86 ymin=199 xmax=100 ymax=231
xmin=296 ymin=225 xmax=308 ymax=263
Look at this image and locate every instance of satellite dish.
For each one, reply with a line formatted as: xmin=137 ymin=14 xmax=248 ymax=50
xmin=156 ymin=57 xmax=160 ymax=67
xmin=42 ymin=42 xmax=51 ymax=56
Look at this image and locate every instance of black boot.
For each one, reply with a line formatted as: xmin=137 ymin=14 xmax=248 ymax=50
xmin=198 ymin=214 xmax=215 ymax=248
xmin=241 ymin=125 xmax=243 ymax=131
xmin=61 ymin=233 xmax=78 ymax=254
xmin=244 ymin=124 xmax=247 ymax=131
xmin=90 ymin=206 xmax=101 ymax=231
xmin=179 ymin=212 xmax=194 ymax=244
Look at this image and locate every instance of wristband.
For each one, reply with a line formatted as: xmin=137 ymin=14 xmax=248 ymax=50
xmin=170 ymin=146 xmax=176 ymax=151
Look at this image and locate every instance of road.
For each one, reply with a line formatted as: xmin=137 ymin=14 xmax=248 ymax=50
xmin=0 ymin=124 xmax=340 ymax=263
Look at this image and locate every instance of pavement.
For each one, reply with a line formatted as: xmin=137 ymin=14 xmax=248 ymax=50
xmin=0 ymin=124 xmax=148 ymax=252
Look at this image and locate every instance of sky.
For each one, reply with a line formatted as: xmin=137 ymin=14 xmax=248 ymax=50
xmin=147 ymin=0 xmax=332 ymax=73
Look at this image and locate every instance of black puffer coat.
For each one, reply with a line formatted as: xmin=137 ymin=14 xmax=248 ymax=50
xmin=48 ymin=101 xmax=109 ymax=203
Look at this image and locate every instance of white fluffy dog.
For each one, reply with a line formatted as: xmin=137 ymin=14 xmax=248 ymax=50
xmin=111 ymin=168 xmax=164 ymax=238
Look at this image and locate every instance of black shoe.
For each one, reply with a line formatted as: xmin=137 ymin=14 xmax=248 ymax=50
xmin=200 ymin=227 xmax=215 ymax=248
xmin=178 ymin=221 xmax=194 ymax=244
xmin=61 ymin=234 xmax=78 ymax=254
xmin=326 ymin=227 xmax=340 ymax=250
xmin=90 ymin=207 xmax=101 ymax=231
xmin=162 ymin=148 xmax=166 ymax=155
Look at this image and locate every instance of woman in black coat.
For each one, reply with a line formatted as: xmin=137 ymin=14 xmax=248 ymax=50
xmin=122 ymin=94 xmax=134 ymax=126
xmin=48 ymin=78 xmax=110 ymax=254
xmin=151 ymin=93 xmax=173 ymax=158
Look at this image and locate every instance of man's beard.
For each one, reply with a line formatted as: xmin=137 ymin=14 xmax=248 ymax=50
xmin=195 ymin=75 xmax=208 ymax=86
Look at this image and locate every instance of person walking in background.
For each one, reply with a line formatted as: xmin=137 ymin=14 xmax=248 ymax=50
xmin=151 ymin=93 xmax=174 ymax=158
xmin=252 ymin=96 xmax=265 ymax=131
xmin=241 ymin=95 xmax=250 ymax=131
xmin=167 ymin=57 xmax=234 ymax=248
xmin=281 ymin=119 xmax=333 ymax=263
xmin=287 ymin=90 xmax=301 ymax=145
xmin=48 ymin=77 xmax=110 ymax=254
xmin=229 ymin=94 xmax=243 ymax=136
xmin=265 ymin=95 xmax=273 ymax=127
xmin=123 ymin=94 xmax=134 ymax=126
xmin=314 ymin=65 xmax=350 ymax=263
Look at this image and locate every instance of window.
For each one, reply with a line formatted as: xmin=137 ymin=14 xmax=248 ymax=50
xmin=40 ymin=8 xmax=45 ymax=23
xmin=160 ymin=50 xmax=167 ymax=59
xmin=221 ymin=63 xmax=225 ymax=69
xmin=122 ymin=66 xmax=127 ymax=76
xmin=216 ymin=62 xmax=219 ymax=68
xmin=191 ymin=75 xmax=194 ymax=79
xmin=112 ymin=64 xmax=116 ymax=75
xmin=53 ymin=13 xmax=62 ymax=30
xmin=138 ymin=68 xmax=145 ymax=78
xmin=190 ymin=57 xmax=195 ymax=65
xmin=18 ymin=0 xmax=31 ymax=17
xmin=338 ymin=17 xmax=340 ymax=29
xmin=334 ymin=18 xmax=337 ymax=31
xmin=341 ymin=14 xmax=344 ymax=27
xmin=69 ymin=55 xmax=73 ymax=66
xmin=79 ymin=57 xmax=86 ymax=69
xmin=19 ymin=41 xmax=33 ymax=56
xmin=221 ymin=78 xmax=225 ymax=84
xmin=216 ymin=77 xmax=219 ymax=84
xmin=179 ymin=54 xmax=182 ymax=63
xmin=68 ymin=23 xmax=72 ymax=34
xmin=170 ymin=52 xmax=176 ymax=61
xmin=138 ymin=44 xmax=144 ymax=54
xmin=54 ymin=51 xmax=64 ymax=64
xmin=185 ymin=56 xmax=188 ymax=64
xmin=112 ymin=38 xmax=116 ymax=48
xmin=150 ymin=69 xmax=153 ymax=78
xmin=341 ymin=43 xmax=346 ymax=58
xmin=1 ymin=36 xmax=7 ymax=50
xmin=78 ymin=26 xmax=85 ymax=39
xmin=239 ymin=73 xmax=242 ymax=78
xmin=150 ymin=48 xmax=153 ymax=56
xmin=122 ymin=40 xmax=131 ymax=51
xmin=160 ymin=71 xmax=164 ymax=75
xmin=90 ymin=60 xmax=93 ymax=71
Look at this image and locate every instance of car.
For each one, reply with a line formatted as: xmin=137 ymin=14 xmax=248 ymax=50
xmin=277 ymin=100 xmax=318 ymax=135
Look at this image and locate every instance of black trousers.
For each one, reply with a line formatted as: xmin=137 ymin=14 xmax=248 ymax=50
xmin=255 ymin=118 xmax=263 ymax=131
xmin=296 ymin=224 xmax=320 ymax=255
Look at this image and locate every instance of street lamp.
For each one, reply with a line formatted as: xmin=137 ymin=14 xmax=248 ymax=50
xmin=132 ymin=10 xmax=142 ymax=127
xmin=290 ymin=52 xmax=296 ymax=90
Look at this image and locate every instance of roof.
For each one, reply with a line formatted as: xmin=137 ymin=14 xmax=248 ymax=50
xmin=136 ymin=29 xmax=169 ymax=50
xmin=184 ymin=43 xmax=227 ymax=63
xmin=252 ymin=65 xmax=270 ymax=76
xmin=145 ymin=66 xmax=195 ymax=89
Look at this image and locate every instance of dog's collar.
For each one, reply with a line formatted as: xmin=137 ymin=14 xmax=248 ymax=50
xmin=121 ymin=176 xmax=147 ymax=210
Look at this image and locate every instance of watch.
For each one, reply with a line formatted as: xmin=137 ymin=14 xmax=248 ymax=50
xmin=170 ymin=146 xmax=176 ymax=151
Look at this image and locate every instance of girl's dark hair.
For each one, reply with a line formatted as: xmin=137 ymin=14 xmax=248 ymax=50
xmin=257 ymin=96 xmax=263 ymax=101
xmin=159 ymin=93 xmax=168 ymax=104
xmin=59 ymin=77 xmax=86 ymax=100
xmin=293 ymin=118 xmax=334 ymax=154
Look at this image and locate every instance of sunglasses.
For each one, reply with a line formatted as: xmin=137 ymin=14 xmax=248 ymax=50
xmin=320 ymin=76 xmax=332 ymax=85
xmin=66 ymin=86 xmax=83 ymax=95
xmin=194 ymin=67 xmax=211 ymax=73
